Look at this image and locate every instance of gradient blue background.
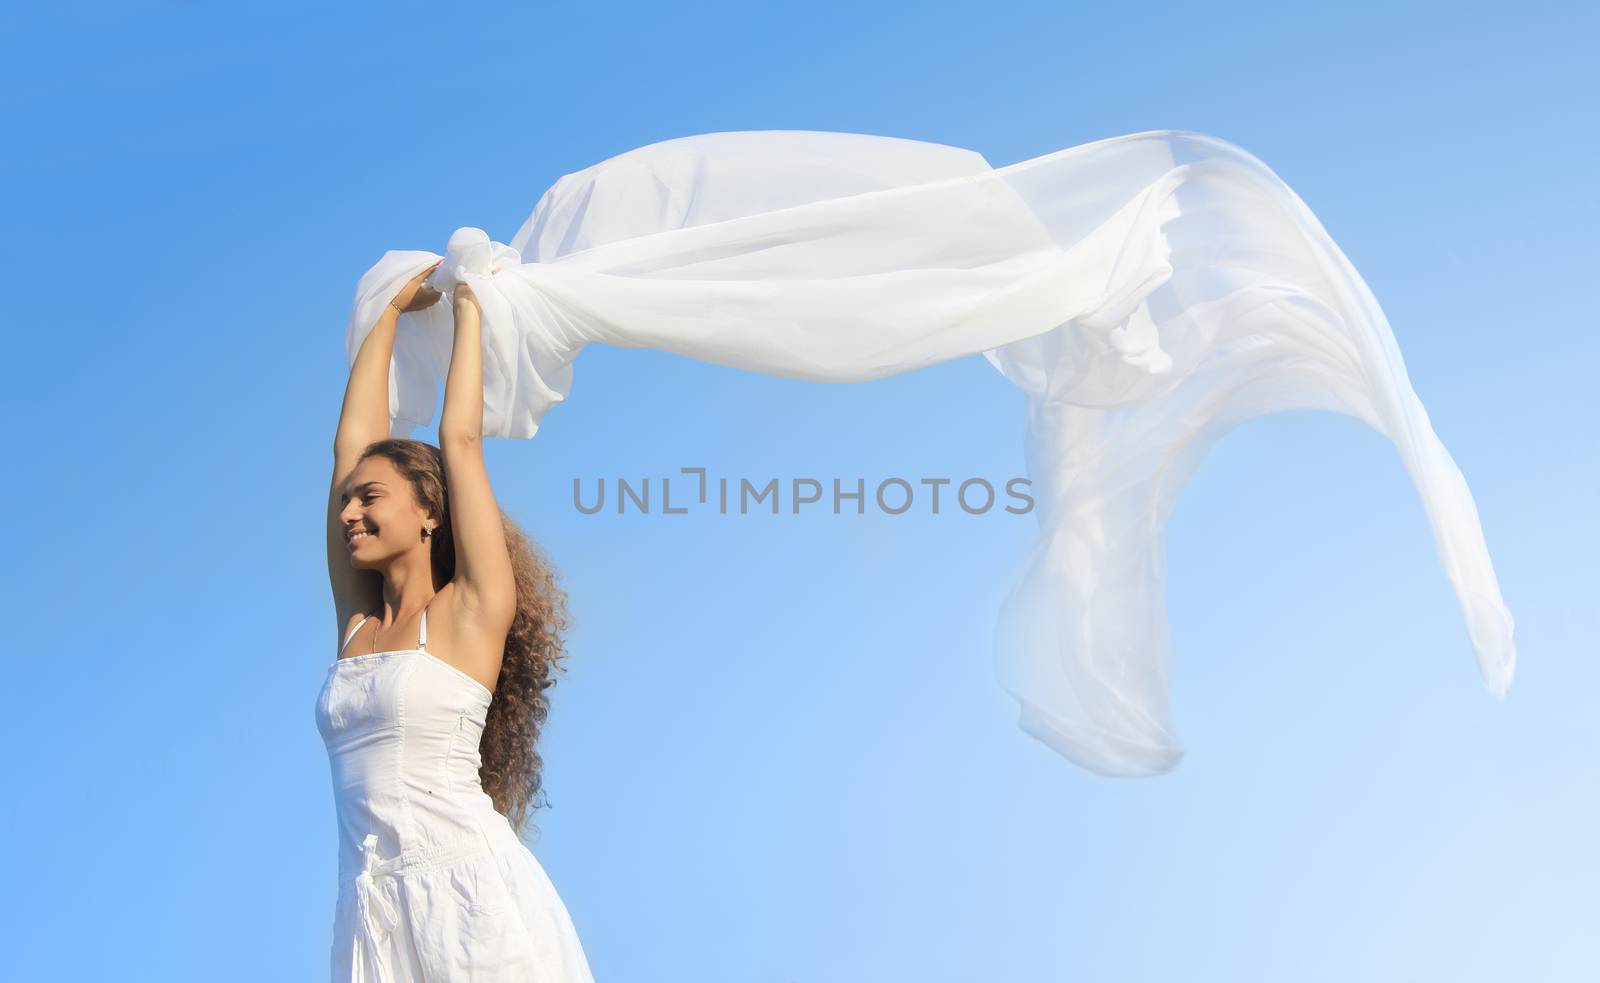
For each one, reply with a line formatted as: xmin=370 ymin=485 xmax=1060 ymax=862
xmin=3 ymin=2 xmax=1594 ymax=980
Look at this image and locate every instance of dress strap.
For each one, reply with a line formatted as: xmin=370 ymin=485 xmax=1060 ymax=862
xmin=340 ymin=616 xmax=368 ymax=654
xmin=418 ymin=606 xmax=428 ymax=651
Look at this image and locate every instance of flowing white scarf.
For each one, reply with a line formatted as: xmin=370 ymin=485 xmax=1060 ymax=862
xmin=343 ymin=129 xmax=1517 ymax=777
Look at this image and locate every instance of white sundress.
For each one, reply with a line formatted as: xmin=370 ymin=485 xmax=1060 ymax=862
xmin=314 ymin=605 xmax=596 ymax=981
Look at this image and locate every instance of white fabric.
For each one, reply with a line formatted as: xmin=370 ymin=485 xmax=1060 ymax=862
xmin=316 ymin=609 xmax=594 ymax=981
xmin=343 ymin=128 xmax=1517 ymax=777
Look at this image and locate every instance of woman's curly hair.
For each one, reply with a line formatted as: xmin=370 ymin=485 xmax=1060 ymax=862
xmin=355 ymin=438 xmax=571 ymax=837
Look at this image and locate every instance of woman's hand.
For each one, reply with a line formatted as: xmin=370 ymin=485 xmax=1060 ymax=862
xmin=453 ymin=281 xmax=481 ymax=316
xmin=390 ymin=262 xmax=444 ymax=313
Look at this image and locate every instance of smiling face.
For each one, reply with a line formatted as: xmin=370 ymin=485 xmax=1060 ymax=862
xmin=338 ymin=454 xmax=435 ymax=571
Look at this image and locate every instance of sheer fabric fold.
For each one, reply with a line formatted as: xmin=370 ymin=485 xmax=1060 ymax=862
xmin=343 ymin=128 xmax=1516 ymax=776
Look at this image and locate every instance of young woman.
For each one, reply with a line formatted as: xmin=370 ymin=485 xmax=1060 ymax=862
xmin=314 ymin=264 xmax=596 ymax=981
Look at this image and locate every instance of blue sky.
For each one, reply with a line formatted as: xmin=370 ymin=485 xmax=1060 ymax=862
xmin=3 ymin=2 xmax=1595 ymax=980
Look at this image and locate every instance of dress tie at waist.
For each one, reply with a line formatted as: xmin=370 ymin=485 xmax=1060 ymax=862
xmin=351 ymin=829 xmax=496 ymax=982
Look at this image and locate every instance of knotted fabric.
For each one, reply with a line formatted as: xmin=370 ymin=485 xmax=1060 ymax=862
xmin=343 ymin=129 xmax=1517 ymax=776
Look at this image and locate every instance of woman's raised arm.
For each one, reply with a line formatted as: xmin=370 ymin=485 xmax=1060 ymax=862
xmin=437 ymin=282 xmax=518 ymax=633
xmin=325 ymin=265 xmax=441 ymax=635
